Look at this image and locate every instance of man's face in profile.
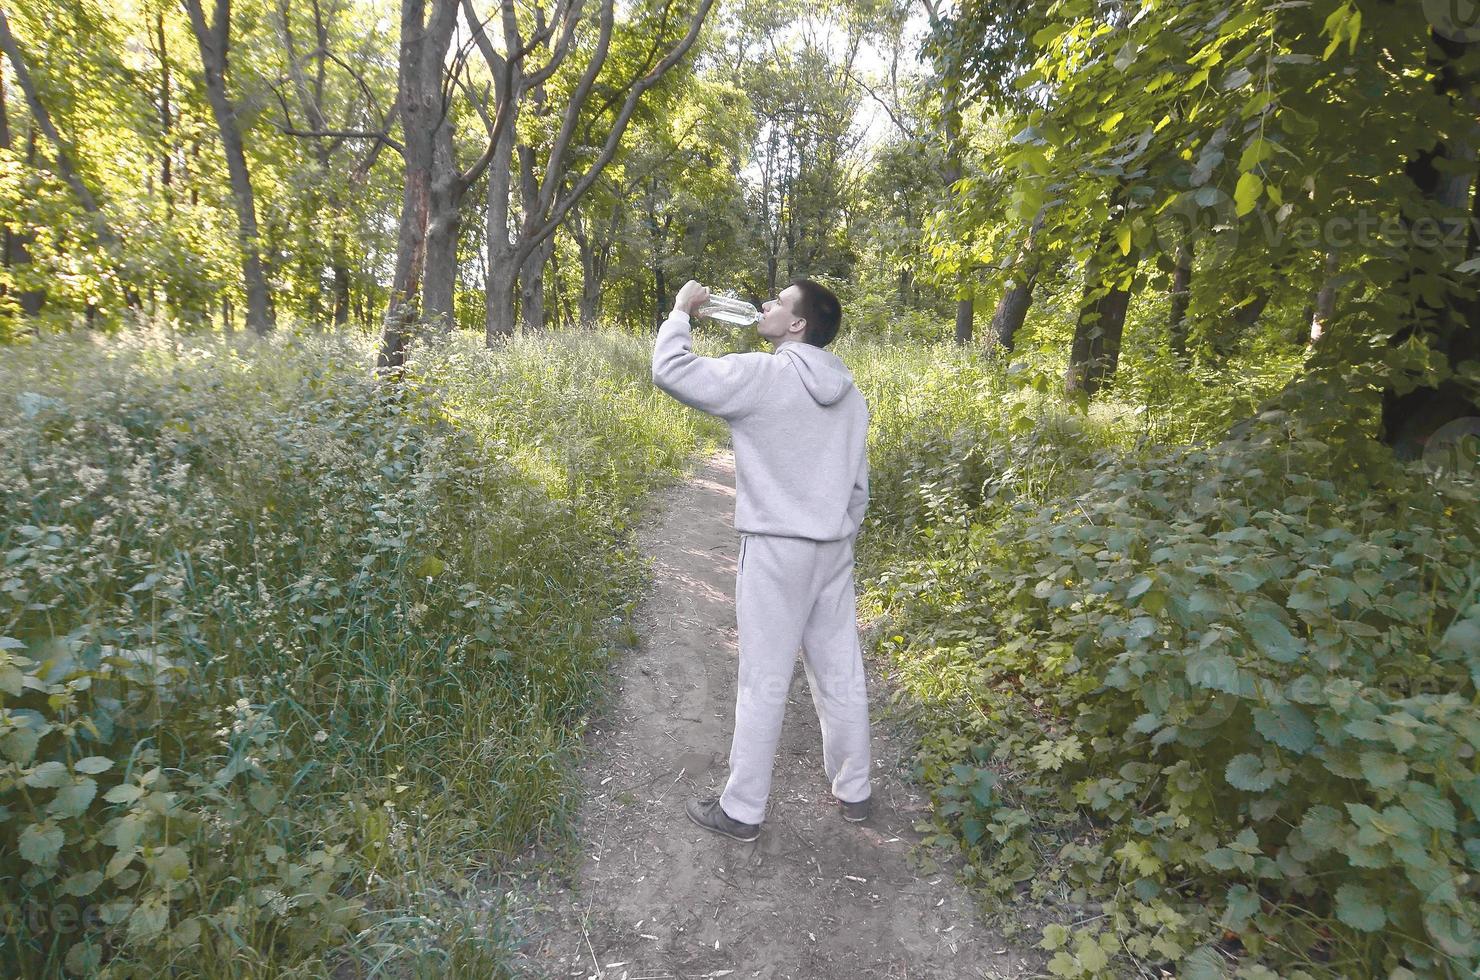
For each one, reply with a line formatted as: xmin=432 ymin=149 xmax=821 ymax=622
xmin=759 ymin=285 xmax=806 ymax=346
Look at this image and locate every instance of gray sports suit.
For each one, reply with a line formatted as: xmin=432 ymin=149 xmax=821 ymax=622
xmin=652 ymin=310 xmax=872 ymax=824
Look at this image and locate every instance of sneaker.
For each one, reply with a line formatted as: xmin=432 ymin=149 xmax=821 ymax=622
xmin=839 ymin=795 xmax=871 ymax=823
xmin=685 ymin=797 xmax=761 ymax=842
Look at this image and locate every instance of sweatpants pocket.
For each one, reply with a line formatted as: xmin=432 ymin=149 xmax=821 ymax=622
xmin=738 ymin=534 xmax=750 ymax=575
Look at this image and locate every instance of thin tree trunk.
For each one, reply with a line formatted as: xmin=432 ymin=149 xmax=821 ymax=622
xmin=0 ymin=49 xmax=35 ymax=322
xmin=988 ymin=209 xmax=1047 ymax=352
xmin=332 ymin=239 xmax=351 ymax=326
xmin=423 ymin=122 xmax=460 ymax=333
xmin=183 ymin=0 xmax=274 ymax=335
xmin=1169 ymin=240 xmax=1193 ymax=360
xmin=518 ymin=143 xmax=546 ymax=332
xmin=1065 ymin=271 xmax=1133 ymax=397
xmin=1308 ymin=249 xmax=1339 ymax=344
xmin=575 ymin=224 xmax=601 ymax=326
xmin=1379 ymin=32 xmax=1480 ymax=453
xmin=484 ymin=93 xmax=519 ymax=339
xmin=1066 ymin=187 xmax=1136 ymax=396
xmin=157 ymin=12 xmax=173 ymax=207
xmin=17 ymin=124 xmax=42 ymax=317
xmin=989 ymin=280 xmax=1033 ymax=353
xmin=382 ymin=0 xmax=458 ymax=368
xmin=953 ymin=296 xmax=974 ymax=345
xmin=520 ymin=235 xmax=553 ymax=332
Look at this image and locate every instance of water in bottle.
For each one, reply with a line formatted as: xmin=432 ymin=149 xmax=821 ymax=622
xmin=697 ymin=293 xmax=761 ymax=327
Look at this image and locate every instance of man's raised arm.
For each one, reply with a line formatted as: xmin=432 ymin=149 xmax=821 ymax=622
xmin=651 ymin=281 xmax=769 ymax=421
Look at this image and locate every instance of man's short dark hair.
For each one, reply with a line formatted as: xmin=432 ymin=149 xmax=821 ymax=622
xmin=789 ymin=278 xmax=842 ymax=347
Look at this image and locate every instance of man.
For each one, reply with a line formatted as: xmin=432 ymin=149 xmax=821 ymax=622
xmin=652 ymin=277 xmax=872 ymax=843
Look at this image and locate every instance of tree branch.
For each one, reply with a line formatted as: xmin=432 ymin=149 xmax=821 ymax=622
xmin=522 ymin=0 xmax=716 ymax=261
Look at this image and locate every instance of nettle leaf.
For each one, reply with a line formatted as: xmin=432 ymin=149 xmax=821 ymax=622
xmin=1344 ymin=717 xmax=1387 ymax=741
xmin=1185 ymin=650 xmax=1244 ymax=694
xmin=127 ymin=896 xmax=169 ymax=943
xmin=1244 ymin=610 xmax=1303 ymax=663
xmin=1300 ymin=804 xmax=1347 ymax=852
xmin=1348 ymin=802 xmax=1423 ymax=845
xmin=47 ymin=777 xmax=97 ymax=819
xmin=18 ymin=820 xmax=64 ymax=865
xmin=1225 ymin=753 xmax=1276 ymax=791
xmin=1253 ymin=705 xmax=1316 ymax=753
xmin=24 ymin=760 xmax=70 ymax=788
xmin=1454 ymin=777 xmax=1480 ymax=820
xmin=1438 ymin=617 xmax=1480 ymax=658
xmin=73 ymin=756 xmax=112 ymax=774
xmin=1124 ymin=574 xmax=1154 ymax=600
xmin=1424 ymin=905 xmax=1480 ymax=957
xmin=1400 ymin=782 xmax=1457 ymax=832
xmin=104 ymin=784 xmax=145 ymax=805
xmin=1179 ymin=945 xmax=1231 ymax=980
xmin=1359 ymin=751 xmax=1408 ymax=790
xmin=1335 ymin=883 xmax=1387 ymax=932
xmin=59 ymin=870 xmax=104 ymax=897
xmin=1221 ymin=883 xmax=1260 ymax=930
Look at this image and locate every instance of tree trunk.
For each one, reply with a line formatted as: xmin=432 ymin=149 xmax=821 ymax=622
xmin=989 ymin=280 xmax=1034 ymax=353
xmin=382 ymin=0 xmax=458 ymax=369
xmin=518 ymin=143 xmax=547 ymax=332
xmin=332 ymin=244 xmax=351 ymax=326
xmin=16 ymin=125 xmax=42 ymax=317
xmin=486 ymin=248 xmax=518 ymax=342
xmin=1308 ymin=249 xmax=1338 ymax=344
xmin=0 ymin=49 xmax=37 ymax=322
xmin=520 ymin=235 xmax=553 ymax=332
xmin=1379 ymin=32 xmax=1480 ymax=453
xmin=157 ymin=12 xmax=173 ymax=210
xmin=1169 ymin=240 xmax=1193 ymax=360
xmin=423 ymin=122 xmax=460 ymax=334
xmin=1065 ymin=273 xmax=1132 ymax=397
xmin=484 ymin=99 xmax=519 ymax=340
xmin=1066 ymin=187 xmax=1136 ymax=397
xmin=953 ymin=295 xmax=974 ymax=345
xmin=184 ymin=0 xmax=274 ymax=335
xmin=577 ymin=231 xmax=601 ymax=326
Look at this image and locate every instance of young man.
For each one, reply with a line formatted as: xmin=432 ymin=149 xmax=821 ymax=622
xmin=652 ymin=277 xmax=872 ymax=843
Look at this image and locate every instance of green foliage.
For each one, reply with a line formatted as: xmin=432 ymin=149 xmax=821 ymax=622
xmin=0 ymin=325 xmax=701 ymax=975
xmin=856 ymin=340 xmax=1480 ymax=978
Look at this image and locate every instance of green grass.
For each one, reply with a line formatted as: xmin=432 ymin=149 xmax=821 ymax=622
xmin=0 ymin=324 xmax=708 ymax=977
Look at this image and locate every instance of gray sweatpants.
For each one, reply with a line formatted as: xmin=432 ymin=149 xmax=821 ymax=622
xmin=719 ymin=532 xmax=872 ymax=825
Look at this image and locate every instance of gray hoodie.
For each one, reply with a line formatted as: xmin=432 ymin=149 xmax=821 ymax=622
xmin=652 ymin=311 xmax=868 ymax=541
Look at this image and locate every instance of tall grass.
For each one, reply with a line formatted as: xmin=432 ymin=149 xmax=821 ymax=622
xmin=0 ymin=325 xmax=706 ymax=977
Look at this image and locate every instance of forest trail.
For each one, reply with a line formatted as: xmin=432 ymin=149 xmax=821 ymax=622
xmin=505 ymin=450 xmax=1044 ymax=979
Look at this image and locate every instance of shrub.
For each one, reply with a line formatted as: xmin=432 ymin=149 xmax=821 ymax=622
xmin=856 ymin=340 xmax=1478 ymax=978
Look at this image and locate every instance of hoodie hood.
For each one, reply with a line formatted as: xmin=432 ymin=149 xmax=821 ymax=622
xmin=777 ymin=343 xmax=855 ymax=406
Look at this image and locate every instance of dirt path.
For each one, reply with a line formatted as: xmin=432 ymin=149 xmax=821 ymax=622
xmin=506 ymin=451 xmax=1044 ymax=979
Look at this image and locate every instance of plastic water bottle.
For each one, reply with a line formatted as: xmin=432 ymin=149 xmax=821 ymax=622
xmin=697 ymin=294 xmax=761 ymax=327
